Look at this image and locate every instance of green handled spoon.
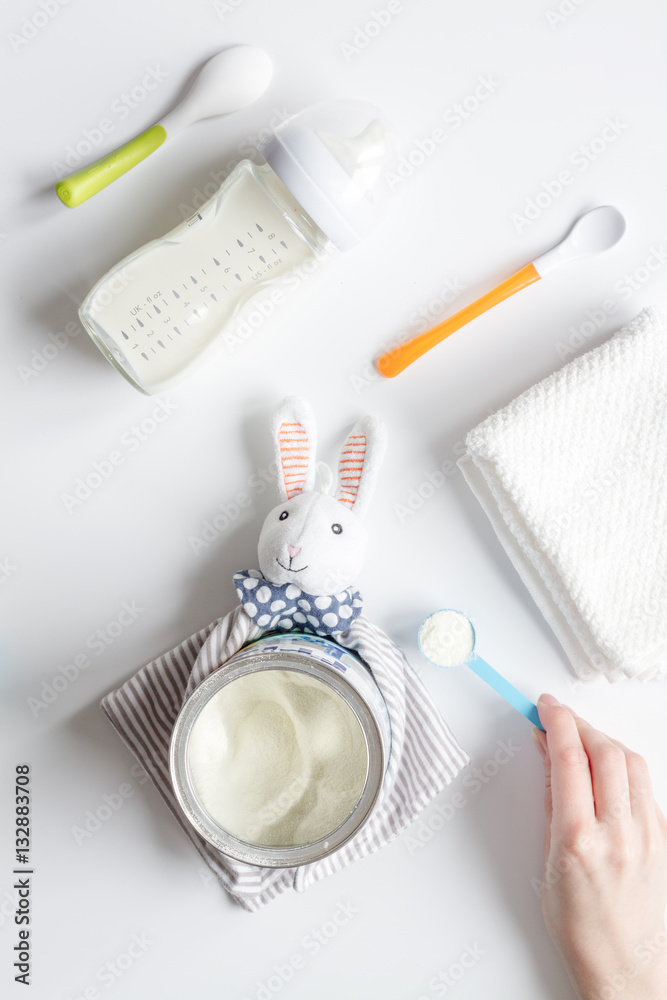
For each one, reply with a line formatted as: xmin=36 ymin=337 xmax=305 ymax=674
xmin=55 ymin=45 xmax=273 ymax=208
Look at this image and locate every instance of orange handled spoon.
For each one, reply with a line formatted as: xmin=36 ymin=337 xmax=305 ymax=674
xmin=376 ymin=205 xmax=625 ymax=378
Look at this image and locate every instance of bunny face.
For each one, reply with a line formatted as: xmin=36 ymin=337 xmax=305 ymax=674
xmin=258 ymin=491 xmax=368 ymax=597
xmin=256 ymin=396 xmax=386 ymax=599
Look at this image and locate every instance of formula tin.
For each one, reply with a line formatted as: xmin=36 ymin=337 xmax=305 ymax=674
xmin=170 ymin=632 xmax=391 ymax=868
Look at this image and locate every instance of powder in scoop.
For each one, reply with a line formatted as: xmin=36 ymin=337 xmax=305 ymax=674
xmin=186 ymin=669 xmax=368 ymax=848
xmin=419 ymin=610 xmax=475 ymax=667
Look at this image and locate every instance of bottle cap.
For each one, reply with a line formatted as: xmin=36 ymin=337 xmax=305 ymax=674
xmin=260 ymin=100 xmax=398 ymax=251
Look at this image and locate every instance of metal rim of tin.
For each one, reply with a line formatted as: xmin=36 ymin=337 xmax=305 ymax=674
xmin=170 ymin=636 xmax=389 ymax=868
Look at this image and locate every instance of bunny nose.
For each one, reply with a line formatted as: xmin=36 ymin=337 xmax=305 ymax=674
xmin=287 ymin=545 xmax=301 ymax=560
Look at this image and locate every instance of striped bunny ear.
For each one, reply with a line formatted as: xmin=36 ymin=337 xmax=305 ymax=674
xmin=336 ymin=415 xmax=387 ymax=519
xmin=272 ymin=397 xmax=317 ymax=501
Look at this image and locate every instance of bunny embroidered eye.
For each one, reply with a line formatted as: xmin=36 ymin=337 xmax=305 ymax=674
xmin=331 ymin=523 xmax=343 ymax=534
xmin=279 ymin=511 xmax=289 ymax=521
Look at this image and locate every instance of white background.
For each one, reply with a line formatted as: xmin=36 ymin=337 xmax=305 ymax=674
xmin=2 ymin=1 xmax=667 ymax=998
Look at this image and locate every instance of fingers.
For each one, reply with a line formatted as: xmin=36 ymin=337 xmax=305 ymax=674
xmin=532 ymin=727 xmax=552 ymax=864
xmin=554 ymin=703 xmax=656 ymax=826
xmin=568 ymin=715 xmax=631 ymax=824
xmin=537 ymin=694 xmax=595 ymax=839
xmin=607 ymin=735 xmax=658 ymax=826
xmin=536 ymin=695 xmax=662 ymax=833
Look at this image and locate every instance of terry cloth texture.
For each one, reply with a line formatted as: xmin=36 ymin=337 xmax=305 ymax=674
xmin=458 ymin=306 xmax=667 ymax=683
xmin=101 ymin=605 xmax=470 ymax=911
xmin=233 ymin=569 xmax=363 ymax=636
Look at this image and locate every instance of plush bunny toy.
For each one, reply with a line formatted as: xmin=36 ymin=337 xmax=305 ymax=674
xmin=233 ymin=396 xmax=386 ymax=637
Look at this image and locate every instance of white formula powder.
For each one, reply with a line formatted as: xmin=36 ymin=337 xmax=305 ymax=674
xmin=186 ymin=669 xmax=368 ymax=848
xmin=419 ymin=610 xmax=475 ymax=667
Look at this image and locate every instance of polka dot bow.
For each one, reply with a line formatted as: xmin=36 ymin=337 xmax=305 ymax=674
xmin=233 ymin=570 xmax=363 ymax=637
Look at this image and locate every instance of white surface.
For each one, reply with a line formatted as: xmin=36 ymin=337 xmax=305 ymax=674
xmin=2 ymin=1 xmax=667 ymax=998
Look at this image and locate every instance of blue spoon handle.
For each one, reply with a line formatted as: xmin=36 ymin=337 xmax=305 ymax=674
xmin=468 ymin=654 xmax=544 ymax=731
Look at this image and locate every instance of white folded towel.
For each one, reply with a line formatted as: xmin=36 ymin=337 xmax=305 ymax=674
xmin=458 ymin=306 xmax=667 ymax=683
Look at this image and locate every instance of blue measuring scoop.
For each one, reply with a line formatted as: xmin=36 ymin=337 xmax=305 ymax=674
xmin=418 ymin=609 xmax=544 ymax=731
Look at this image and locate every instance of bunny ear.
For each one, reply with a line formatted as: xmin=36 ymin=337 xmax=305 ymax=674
xmin=272 ymin=397 xmax=317 ymax=501
xmin=336 ymin=415 xmax=387 ymax=518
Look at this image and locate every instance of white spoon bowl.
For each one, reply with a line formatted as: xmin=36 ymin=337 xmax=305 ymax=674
xmin=55 ymin=46 xmax=273 ymax=208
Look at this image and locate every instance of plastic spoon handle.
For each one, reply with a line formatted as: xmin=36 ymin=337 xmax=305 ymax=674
xmin=377 ymin=263 xmax=540 ymax=378
xmin=55 ymin=125 xmax=167 ymax=208
xmin=54 ymin=46 xmax=273 ymax=208
xmin=467 ymin=653 xmax=544 ymax=730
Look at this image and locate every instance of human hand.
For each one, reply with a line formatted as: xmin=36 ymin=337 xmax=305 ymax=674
xmin=532 ymin=693 xmax=667 ymax=1000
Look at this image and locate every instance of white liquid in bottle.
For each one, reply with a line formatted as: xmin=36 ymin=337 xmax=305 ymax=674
xmin=80 ymin=163 xmax=328 ymax=394
xmin=79 ymin=101 xmax=397 ymax=393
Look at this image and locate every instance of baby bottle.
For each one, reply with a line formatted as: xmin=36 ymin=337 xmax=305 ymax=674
xmin=79 ymin=100 xmax=396 ymax=394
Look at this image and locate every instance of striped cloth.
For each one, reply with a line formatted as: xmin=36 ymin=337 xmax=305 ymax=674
xmin=101 ymin=607 xmax=470 ymax=911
